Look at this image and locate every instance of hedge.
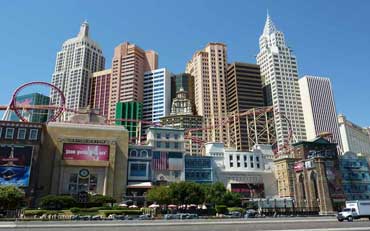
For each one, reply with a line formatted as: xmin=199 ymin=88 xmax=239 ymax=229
xmin=228 ymin=207 xmax=245 ymax=214
xmin=23 ymin=210 xmax=62 ymax=216
xmin=99 ymin=210 xmax=142 ymax=217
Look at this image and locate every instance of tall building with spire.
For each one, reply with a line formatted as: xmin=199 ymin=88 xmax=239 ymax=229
xmin=186 ymin=43 xmax=228 ymax=143
xmin=256 ymin=14 xmax=306 ymax=149
xmin=50 ymin=21 xmax=105 ymax=121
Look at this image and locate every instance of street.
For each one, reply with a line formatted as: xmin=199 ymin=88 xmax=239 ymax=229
xmin=1 ymin=217 xmax=370 ymax=231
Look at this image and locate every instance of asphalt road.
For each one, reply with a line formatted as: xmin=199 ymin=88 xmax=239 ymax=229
xmin=1 ymin=217 xmax=370 ymax=231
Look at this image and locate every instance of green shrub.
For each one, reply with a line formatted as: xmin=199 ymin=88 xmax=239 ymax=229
xmin=90 ymin=195 xmax=116 ymax=204
xmin=215 ymin=205 xmax=228 ymax=214
xmin=99 ymin=210 xmax=142 ymax=217
xmin=70 ymin=207 xmax=100 ymax=214
xmin=228 ymin=207 xmax=245 ymax=214
xmin=23 ymin=210 xmax=62 ymax=216
xmin=39 ymin=195 xmax=76 ymax=210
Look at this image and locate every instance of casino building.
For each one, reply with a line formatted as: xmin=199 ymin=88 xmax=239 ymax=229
xmin=38 ymin=109 xmax=129 ymax=201
xmin=0 ymin=120 xmax=43 ymax=207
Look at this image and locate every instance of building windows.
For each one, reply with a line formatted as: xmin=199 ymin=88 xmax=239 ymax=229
xmin=165 ymin=142 xmax=170 ymax=148
xmin=5 ymin=128 xmax=14 ymax=139
xmin=156 ymin=133 xmax=161 ymax=139
xmin=229 ymin=155 xmax=233 ymax=167
xmin=17 ymin=128 xmax=26 ymax=140
xmin=156 ymin=141 xmax=161 ymax=148
xmin=174 ymin=142 xmax=179 ymax=149
xmin=29 ymin=129 xmax=38 ymax=140
xmin=68 ymin=173 xmax=97 ymax=194
xmin=165 ymin=133 xmax=170 ymax=139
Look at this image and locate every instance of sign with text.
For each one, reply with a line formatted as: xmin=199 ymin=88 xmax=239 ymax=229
xmin=63 ymin=144 xmax=109 ymax=161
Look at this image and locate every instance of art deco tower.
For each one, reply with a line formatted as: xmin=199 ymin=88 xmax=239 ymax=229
xmin=256 ymin=14 xmax=306 ymax=149
xmin=50 ymin=21 xmax=105 ymax=121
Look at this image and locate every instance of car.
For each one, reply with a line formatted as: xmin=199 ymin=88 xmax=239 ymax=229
xmin=138 ymin=214 xmax=151 ymax=220
xmin=245 ymin=209 xmax=257 ymax=218
xmin=225 ymin=211 xmax=242 ymax=218
xmin=91 ymin=215 xmax=102 ymax=220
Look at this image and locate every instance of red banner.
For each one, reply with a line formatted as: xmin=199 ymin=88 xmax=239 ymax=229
xmin=63 ymin=144 xmax=109 ymax=161
xmin=294 ymin=162 xmax=304 ymax=172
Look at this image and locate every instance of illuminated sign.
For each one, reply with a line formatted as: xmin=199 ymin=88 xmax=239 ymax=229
xmin=63 ymin=144 xmax=109 ymax=161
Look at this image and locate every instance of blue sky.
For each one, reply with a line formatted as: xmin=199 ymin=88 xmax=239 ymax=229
xmin=0 ymin=0 xmax=369 ymax=126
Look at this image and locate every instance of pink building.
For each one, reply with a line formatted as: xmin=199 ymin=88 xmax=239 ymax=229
xmin=89 ymin=69 xmax=111 ymax=117
xmin=109 ymin=42 xmax=158 ymax=121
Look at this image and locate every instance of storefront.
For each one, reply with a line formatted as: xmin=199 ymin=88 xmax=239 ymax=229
xmin=38 ymin=114 xmax=129 ymax=201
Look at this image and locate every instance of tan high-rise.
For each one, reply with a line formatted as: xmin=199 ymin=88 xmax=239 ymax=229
xmin=186 ymin=43 xmax=227 ymax=143
xmin=109 ymin=42 xmax=158 ymax=121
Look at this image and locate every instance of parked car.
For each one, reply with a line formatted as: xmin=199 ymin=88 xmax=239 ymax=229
xmin=224 ymin=211 xmax=242 ymax=218
xmin=245 ymin=209 xmax=257 ymax=218
xmin=138 ymin=214 xmax=151 ymax=220
xmin=91 ymin=215 xmax=102 ymax=220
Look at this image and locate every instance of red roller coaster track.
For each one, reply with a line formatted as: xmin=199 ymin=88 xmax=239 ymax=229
xmin=1 ymin=82 xmax=294 ymax=154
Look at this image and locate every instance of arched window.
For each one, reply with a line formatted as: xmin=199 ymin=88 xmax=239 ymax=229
xmin=299 ymin=174 xmax=306 ymax=199
xmin=311 ymin=171 xmax=319 ymax=200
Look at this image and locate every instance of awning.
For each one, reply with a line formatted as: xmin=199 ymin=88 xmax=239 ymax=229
xmin=127 ymin=182 xmax=153 ymax=189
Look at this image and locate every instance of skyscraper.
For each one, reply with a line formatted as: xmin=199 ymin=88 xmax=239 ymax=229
xmin=299 ymin=76 xmax=342 ymax=148
xmin=338 ymin=114 xmax=370 ymax=155
xmin=142 ymin=68 xmax=171 ymax=123
xmin=256 ymin=14 xmax=306 ymax=149
xmin=50 ymin=21 xmax=105 ymax=121
xmin=170 ymin=73 xmax=196 ymax=115
xmin=89 ymin=69 xmax=111 ymax=117
xmin=108 ymin=42 xmax=158 ymax=122
xmin=226 ymin=62 xmax=266 ymax=151
xmin=186 ymin=43 xmax=228 ymax=143
xmin=160 ymin=88 xmax=203 ymax=156
xmin=8 ymin=93 xmax=50 ymax=123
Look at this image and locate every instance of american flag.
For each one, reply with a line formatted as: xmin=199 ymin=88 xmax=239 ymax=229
xmin=152 ymin=151 xmax=168 ymax=170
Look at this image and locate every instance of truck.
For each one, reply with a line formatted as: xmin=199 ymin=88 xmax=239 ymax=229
xmin=337 ymin=200 xmax=370 ymax=222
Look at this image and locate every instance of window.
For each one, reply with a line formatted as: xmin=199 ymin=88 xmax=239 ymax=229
xmin=17 ymin=128 xmax=26 ymax=140
xmin=130 ymin=163 xmax=147 ymax=177
xmin=29 ymin=129 xmax=38 ymax=140
xmin=174 ymin=142 xmax=179 ymax=149
xmin=68 ymin=173 xmax=97 ymax=194
xmin=156 ymin=133 xmax=161 ymax=139
xmin=165 ymin=142 xmax=170 ymax=148
xmin=165 ymin=133 xmax=170 ymax=139
xmin=156 ymin=141 xmax=161 ymax=148
xmin=5 ymin=128 xmax=14 ymax=139
xmin=174 ymin=134 xmax=178 ymax=140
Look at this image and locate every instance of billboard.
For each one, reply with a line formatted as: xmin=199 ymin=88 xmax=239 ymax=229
xmin=231 ymin=183 xmax=265 ymax=198
xmin=325 ymin=160 xmax=345 ymax=199
xmin=0 ymin=145 xmax=33 ymax=187
xmin=294 ymin=162 xmax=304 ymax=172
xmin=63 ymin=144 xmax=109 ymax=161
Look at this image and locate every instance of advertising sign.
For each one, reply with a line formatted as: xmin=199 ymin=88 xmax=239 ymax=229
xmin=305 ymin=160 xmax=315 ymax=169
xmin=325 ymin=160 xmax=345 ymax=199
xmin=0 ymin=145 xmax=33 ymax=187
xmin=294 ymin=162 xmax=304 ymax=172
xmin=63 ymin=144 xmax=109 ymax=161
xmin=231 ymin=183 xmax=265 ymax=198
